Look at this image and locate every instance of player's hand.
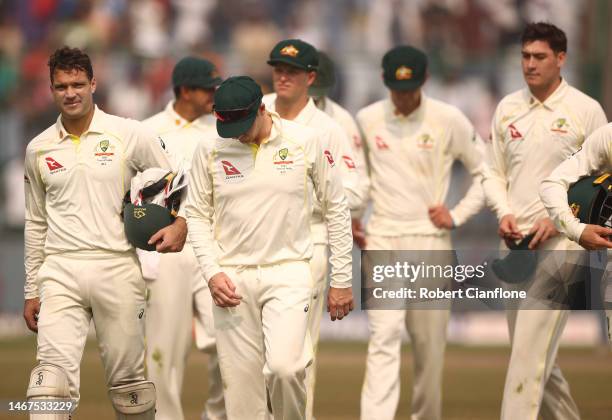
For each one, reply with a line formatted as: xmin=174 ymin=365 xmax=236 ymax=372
xmin=499 ymin=214 xmax=523 ymax=247
xmin=148 ymin=216 xmax=187 ymax=253
xmin=527 ymin=217 xmax=558 ymax=249
xmin=352 ymin=218 xmax=367 ymax=249
xmin=23 ymin=298 xmax=40 ymax=333
xmin=578 ymin=224 xmax=612 ymax=250
xmin=208 ymin=272 xmax=242 ymax=307
xmin=327 ymin=287 xmax=354 ymax=321
xmin=428 ymin=205 xmax=454 ymax=230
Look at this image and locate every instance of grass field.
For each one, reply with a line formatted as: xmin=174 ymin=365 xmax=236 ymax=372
xmin=1 ymin=337 xmax=611 ymax=419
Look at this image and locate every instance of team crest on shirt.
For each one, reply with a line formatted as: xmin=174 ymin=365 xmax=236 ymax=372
xmin=95 ymin=139 xmax=116 ymax=165
xmin=550 ymin=117 xmax=569 ymax=134
xmin=273 ymin=147 xmax=294 ymax=173
xmin=417 ymin=133 xmax=434 ymax=150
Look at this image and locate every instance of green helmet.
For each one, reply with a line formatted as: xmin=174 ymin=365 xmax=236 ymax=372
xmin=567 ymin=173 xmax=612 ymax=227
xmin=123 ymin=203 xmax=174 ymax=251
xmin=123 ymin=170 xmax=185 ymax=251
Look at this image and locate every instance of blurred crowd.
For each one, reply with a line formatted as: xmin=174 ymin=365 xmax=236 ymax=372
xmin=0 ymin=0 xmax=605 ymax=229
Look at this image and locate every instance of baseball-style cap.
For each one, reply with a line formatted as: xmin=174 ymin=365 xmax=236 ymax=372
xmin=213 ymin=76 xmax=263 ymax=138
xmin=267 ymin=39 xmax=318 ymax=71
xmin=382 ymin=46 xmax=428 ymax=91
xmin=172 ymin=56 xmax=222 ymax=89
xmin=309 ymin=51 xmax=336 ymax=97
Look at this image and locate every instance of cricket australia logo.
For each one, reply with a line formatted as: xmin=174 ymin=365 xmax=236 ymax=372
xmin=280 ymin=45 xmax=299 ymax=57
xmin=551 ymin=117 xmax=569 ymax=134
xmin=273 ymin=147 xmax=294 ymax=173
xmin=133 ymin=207 xmax=146 ymax=219
xmin=417 ymin=133 xmax=434 ymax=150
xmin=95 ymin=139 xmax=116 ymax=165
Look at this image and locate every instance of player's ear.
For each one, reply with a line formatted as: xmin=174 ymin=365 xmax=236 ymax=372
xmin=556 ymin=51 xmax=566 ymax=68
xmin=91 ymin=77 xmax=97 ymax=94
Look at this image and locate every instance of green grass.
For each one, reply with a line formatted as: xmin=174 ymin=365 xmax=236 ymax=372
xmin=1 ymin=337 xmax=611 ymax=419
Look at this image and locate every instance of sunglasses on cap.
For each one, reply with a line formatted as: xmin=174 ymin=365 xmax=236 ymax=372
xmin=213 ymin=98 xmax=261 ymax=122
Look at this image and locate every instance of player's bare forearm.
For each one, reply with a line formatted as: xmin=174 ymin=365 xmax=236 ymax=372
xmin=327 ymin=286 xmax=354 ymax=321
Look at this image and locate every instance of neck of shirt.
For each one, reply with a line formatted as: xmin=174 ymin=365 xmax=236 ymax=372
xmin=274 ymin=95 xmax=309 ymax=121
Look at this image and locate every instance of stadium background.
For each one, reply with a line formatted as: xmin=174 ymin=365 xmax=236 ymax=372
xmin=0 ymin=0 xmax=611 ymax=418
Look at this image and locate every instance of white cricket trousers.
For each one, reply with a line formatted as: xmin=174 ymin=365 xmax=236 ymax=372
xmin=361 ymin=234 xmax=451 ymax=420
xmin=35 ymin=252 xmax=146 ymax=402
xmin=501 ymin=236 xmax=584 ymax=420
xmin=213 ymin=261 xmax=314 ymax=420
xmin=305 ymin=243 xmax=328 ymax=420
xmin=145 ymin=242 xmax=225 ymax=420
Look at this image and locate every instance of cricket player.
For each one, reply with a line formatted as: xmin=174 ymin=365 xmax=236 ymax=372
xmin=261 ymin=39 xmax=365 ymax=419
xmin=141 ymin=56 xmax=226 ymax=420
xmin=540 ymin=123 xmax=612 ymax=341
xmin=23 ymin=46 xmax=187 ymax=419
xmin=309 ymin=50 xmax=370 ymax=248
xmin=357 ymin=45 xmax=485 ymax=420
xmin=482 ymin=22 xmax=607 ymax=419
xmin=185 ymin=76 xmax=354 ymax=420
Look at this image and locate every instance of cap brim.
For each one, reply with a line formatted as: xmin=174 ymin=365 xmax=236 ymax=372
xmin=216 ymin=111 xmax=257 ymax=138
xmin=267 ymin=58 xmax=312 ymax=71
xmin=384 ymin=78 xmax=424 ymax=91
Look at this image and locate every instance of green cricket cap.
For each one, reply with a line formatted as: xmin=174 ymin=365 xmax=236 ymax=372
xmin=309 ymin=51 xmax=336 ymax=97
xmin=382 ymin=46 xmax=427 ymax=91
xmin=213 ymin=76 xmax=263 ymax=138
xmin=267 ymin=39 xmax=318 ymax=71
xmin=124 ymin=203 xmax=174 ymax=251
xmin=172 ymin=56 xmax=222 ymax=89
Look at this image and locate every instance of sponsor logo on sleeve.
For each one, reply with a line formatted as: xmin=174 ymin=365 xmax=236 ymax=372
xmin=342 ymin=155 xmax=356 ymax=169
xmin=324 ymin=150 xmax=335 ymax=166
xmin=375 ymin=135 xmax=389 ymax=150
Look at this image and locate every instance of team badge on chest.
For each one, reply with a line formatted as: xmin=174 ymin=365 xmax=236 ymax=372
xmin=94 ymin=139 xmax=116 ymax=165
xmin=273 ymin=147 xmax=294 ymax=173
xmin=417 ymin=133 xmax=434 ymax=150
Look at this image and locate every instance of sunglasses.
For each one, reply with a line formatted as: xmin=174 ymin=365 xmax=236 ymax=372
xmin=213 ymin=98 xmax=261 ymax=122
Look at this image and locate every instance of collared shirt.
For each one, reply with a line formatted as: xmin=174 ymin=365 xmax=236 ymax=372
xmin=185 ymin=112 xmax=353 ymax=288
xmin=483 ymin=79 xmax=608 ymax=233
xmin=143 ymin=101 xmax=217 ymax=168
xmin=263 ymin=93 xmax=364 ymax=244
xmin=357 ymin=95 xmax=485 ymax=236
xmin=24 ymin=106 xmax=175 ymax=299
xmin=540 ymin=123 xmax=612 ymax=242
xmin=315 ymin=97 xmax=370 ymax=215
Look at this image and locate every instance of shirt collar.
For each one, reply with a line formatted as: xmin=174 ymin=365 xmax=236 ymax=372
xmin=264 ymin=111 xmax=282 ymax=144
xmin=524 ymin=78 xmax=568 ymax=111
xmin=387 ymin=93 xmax=427 ymax=122
xmin=55 ymin=105 xmax=105 ymax=142
xmin=164 ymin=100 xmax=213 ymax=129
xmin=267 ymin=93 xmax=318 ymax=125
